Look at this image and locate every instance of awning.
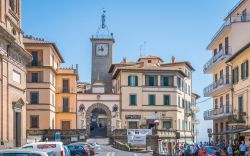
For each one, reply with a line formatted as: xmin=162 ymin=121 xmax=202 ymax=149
xmin=240 ymin=129 xmax=250 ymax=136
xmin=221 ymin=128 xmax=250 ymax=135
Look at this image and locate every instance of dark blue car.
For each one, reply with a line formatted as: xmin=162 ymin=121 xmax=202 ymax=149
xmin=67 ymin=145 xmax=89 ymax=156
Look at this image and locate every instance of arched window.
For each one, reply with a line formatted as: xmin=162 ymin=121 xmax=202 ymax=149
xmin=9 ymin=0 xmax=15 ymax=12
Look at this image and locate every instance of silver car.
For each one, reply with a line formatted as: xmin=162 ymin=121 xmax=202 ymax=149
xmin=0 ymin=149 xmax=55 ymax=156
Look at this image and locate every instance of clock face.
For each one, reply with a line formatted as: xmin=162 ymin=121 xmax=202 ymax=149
xmin=96 ymin=44 xmax=108 ymax=56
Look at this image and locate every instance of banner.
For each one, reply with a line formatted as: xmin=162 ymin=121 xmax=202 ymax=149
xmin=127 ymin=129 xmax=152 ymax=145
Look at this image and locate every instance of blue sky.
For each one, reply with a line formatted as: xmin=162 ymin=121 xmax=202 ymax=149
xmin=22 ymin=0 xmax=239 ymax=141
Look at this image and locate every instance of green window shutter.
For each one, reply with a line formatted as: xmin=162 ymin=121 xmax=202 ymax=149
xmin=149 ymin=95 xmax=155 ymax=105
xmin=246 ymin=61 xmax=249 ymax=78
xmin=241 ymin=63 xmax=244 ymax=79
xmin=163 ymin=76 xmax=169 ymax=86
xmin=128 ymin=76 xmax=131 ymax=86
xmin=135 ymin=76 xmax=138 ymax=86
xmin=236 ymin=67 xmax=239 ymax=82
xmin=164 ymin=95 xmax=170 ymax=105
xmin=130 ymin=95 xmax=137 ymax=105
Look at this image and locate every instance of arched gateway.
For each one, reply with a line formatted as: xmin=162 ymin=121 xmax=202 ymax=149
xmin=86 ymin=103 xmax=112 ymax=137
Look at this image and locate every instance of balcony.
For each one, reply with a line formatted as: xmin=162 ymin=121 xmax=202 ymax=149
xmin=204 ymin=105 xmax=232 ymax=120
xmin=203 ymin=76 xmax=232 ymax=97
xmin=191 ymin=105 xmax=200 ymax=113
xmin=57 ymin=87 xmax=76 ymax=94
xmin=28 ymin=61 xmax=43 ymax=67
xmin=56 ymin=107 xmax=75 ymax=113
xmin=208 ymin=14 xmax=250 ymax=48
xmin=203 ymin=47 xmax=232 ymax=73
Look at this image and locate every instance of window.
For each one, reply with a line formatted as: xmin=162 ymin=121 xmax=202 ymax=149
xmin=182 ymin=120 xmax=185 ymax=130
xmin=233 ymin=67 xmax=239 ymax=84
xmin=226 ymin=94 xmax=230 ymax=113
xmin=129 ymin=94 xmax=137 ymax=106
xmin=241 ymin=60 xmax=249 ymax=80
xmin=162 ymin=76 xmax=169 ymax=86
xmin=128 ymin=121 xmax=138 ymax=129
xmin=214 ymin=99 xmax=218 ymax=109
xmin=225 ymin=37 xmax=229 ymax=54
xmin=9 ymin=0 xmax=16 ymax=12
xmin=188 ymin=85 xmax=190 ymax=95
xmin=178 ymin=119 xmax=180 ymax=130
xmin=178 ymin=96 xmax=180 ymax=107
xmin=148 ymin=60 xmax=152 ymax=63
xmin=148 ymin=95 xmax=156 ymax=105
xmin=30 ymin=115 xmax=39 ymax=128
xmin=146 ymin=75 xmax=157 ymax=86
xmin=177 ymin=77 xmax=181 ymax=89
xmin=30 ymin=92 xmax=39 ymax=104
xmin=163 ymin=121 xmax=172 ymax=129
xmin=13 ymin=70 xmax=21 ymax=84
xmin=182 ymin=98 xmax=184 ymax=108
xmin=238 ymin=96 xmax=244 ymax=121
xmin=63 ymin=79 xmax=69 ymax=93
xmin=31 ymin=72 xmax=38 ymax=82
xmin=61 ymin=121 xmax=71 ymax=130
xmin=63 ymin=97 xmax=69 ymax=112
xmin=128 ymin=76 xmax=138 ymax=86
xmin=220 ymin=96 xmax=223 ymax=108
xmin=31 ymin=51 xmax=38 ymax=66
xmin=163 ymin=95 xmax=170 ymax=105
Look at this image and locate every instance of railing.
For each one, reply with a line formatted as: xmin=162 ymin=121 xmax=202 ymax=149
xmin=57 ymin=87 xmax=76 ymax=93
xmin=210 ymin=14 xmax=250 ymax=45
xmin=204 ymin=105 xmax=232 ymax=120
xmin=56 ymin=107 xmax=75 ymax=113
xmin=204 ymin=76 xmax=232 ymax=96
xmin=203 ymin=47 xmax=231 ymax=73
xmin=28 ymin=61 xmax=43 ymax=67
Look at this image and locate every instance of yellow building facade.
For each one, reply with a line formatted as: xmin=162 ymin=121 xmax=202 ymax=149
xmin=203 ymin=0 xmax=250 ymax=143
xmin=56 ymin=67 xmax=78 ymax=129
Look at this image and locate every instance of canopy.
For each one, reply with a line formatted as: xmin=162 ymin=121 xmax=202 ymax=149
xmin=221 ymin=128 xmax=250 ymax=135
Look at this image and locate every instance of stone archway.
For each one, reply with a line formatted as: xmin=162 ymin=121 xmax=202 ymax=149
xmin=86 ymin=103 xmax=112 ymax=137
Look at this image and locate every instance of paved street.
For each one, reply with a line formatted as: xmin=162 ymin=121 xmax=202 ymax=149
xmin=87 ymin=138 xmax=159 ymax=156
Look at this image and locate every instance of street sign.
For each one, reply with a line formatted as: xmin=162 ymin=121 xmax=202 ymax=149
xmin=207 ymin=128 xmax=212 ymax=134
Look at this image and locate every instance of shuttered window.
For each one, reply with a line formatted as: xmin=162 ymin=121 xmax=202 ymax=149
xmin=148 ymin=95 xmax=156 ymax=105
xmin=129 ymin=94 xmax=137 ymax=106
xmin=232 ymin=67 xmax=239 ymax=84
xmin=163 ymin=95 xmax=170 ymax=105
xmin=63 ymin=97 xmax=69 ymax=112
xmin=128 ymin=76 xmax=138 ymax=86
xmin=241 ymin=60 xmax=249 ymax=80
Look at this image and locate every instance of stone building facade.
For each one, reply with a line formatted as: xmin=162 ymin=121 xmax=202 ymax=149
xmin=0 ymin=0 xmax=32 ymax=148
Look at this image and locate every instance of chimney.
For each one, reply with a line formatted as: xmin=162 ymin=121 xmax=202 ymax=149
xmin=171 ymin=56 xmax=175 ymax=63
xmin=122 ymin=57 xmax=127 ymax=63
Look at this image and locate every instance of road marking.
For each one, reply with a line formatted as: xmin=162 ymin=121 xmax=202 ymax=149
xmin=106 ymin=152 xmax=110 ymax=156
xmin=134 ymin=154 xmax=138 ymax=156
xmin=111 ymin=152 xmax=115 ymax=156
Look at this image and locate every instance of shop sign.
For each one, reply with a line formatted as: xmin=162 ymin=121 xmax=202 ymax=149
xmin=125 ymin=115 xmax=141 ymax=119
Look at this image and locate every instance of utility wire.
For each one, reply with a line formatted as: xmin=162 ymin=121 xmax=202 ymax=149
xmin=196 ymin=97 xmax=212 ymax=105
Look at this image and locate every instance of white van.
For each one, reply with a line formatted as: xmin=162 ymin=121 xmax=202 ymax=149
xmin=22 ymin=142 xmax=65 ymax=156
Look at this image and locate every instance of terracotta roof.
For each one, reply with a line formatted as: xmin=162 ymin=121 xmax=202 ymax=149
xmin=23 ymin=36 xmax=65 ymax=63
xmin=137 ymin=55 xmax=163 ymax=62
xmin=161 ymin=61 xmax=195 ymax=71
xmin=226 ymin=42 xmax=250 ymax=63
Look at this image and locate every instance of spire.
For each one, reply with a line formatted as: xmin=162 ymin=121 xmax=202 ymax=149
xmin=94 ymin=9 xmax=113 ymax=39
xmin=101 ymin=9 xmax=106 ymax=29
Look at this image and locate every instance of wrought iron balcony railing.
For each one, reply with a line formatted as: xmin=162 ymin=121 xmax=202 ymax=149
xmin=203 ymin=47 xmax=232 ymax=73
xmin=203 ymin=76 xmax=232 ymax=97
xmin=204 ymin=105 xmax=232 ymax=120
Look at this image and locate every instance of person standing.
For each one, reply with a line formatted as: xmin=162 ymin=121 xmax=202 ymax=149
xmin=240 ymin=140 xmax=248 ymax=156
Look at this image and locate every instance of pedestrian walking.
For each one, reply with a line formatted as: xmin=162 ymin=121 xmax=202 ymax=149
xmin=240 ymin=140 xmax=248 ymax=156
xmin=227 ymin=144 xmax=233 ymax=156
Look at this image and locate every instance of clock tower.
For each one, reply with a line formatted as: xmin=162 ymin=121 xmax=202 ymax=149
xmin=91 ymin=10 xmax=115 ymax=93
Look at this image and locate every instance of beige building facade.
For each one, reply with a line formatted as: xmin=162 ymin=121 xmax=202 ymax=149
xmin=110 ymin=56 xmax=195 ymax=143
xmin=24 ymin=36 xmax=64 ymax=130
xmin=0 ymin=0 xmax=32 ymax=148
xmin=203 ymin=0 xmax=250 ymax=143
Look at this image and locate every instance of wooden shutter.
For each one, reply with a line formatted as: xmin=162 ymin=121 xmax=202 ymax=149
xmin=246 ymin=61 xmax=249 ymax=78
xmin=128 ymin=76 xmax=131 ymax=86
xmin=241 ymin=63 xmax=244 ymax=79
xmin=135 ymin=76 xmax=138 ymax=86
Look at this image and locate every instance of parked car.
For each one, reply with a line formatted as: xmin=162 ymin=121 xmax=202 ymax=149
xmin=0 ymin=149 xmax=55 ymax=156
xmin=89 ymin=142 xmax=101 ymax=151
xmin=198 ymin=146 xmax=227 ymax=156
xmin=67 ymin=145 xmax=89 ymax=156
xmin=22 ymin=141 xmax=65 ymax=156
xmin=70 ymin=142 xmax=95 ymax=156
xmin=64 ymin=145 xmax=71 ymax=156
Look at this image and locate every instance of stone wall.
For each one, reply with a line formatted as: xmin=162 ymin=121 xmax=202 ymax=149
xmin=27 ymin=129 xmax=87 ymax=145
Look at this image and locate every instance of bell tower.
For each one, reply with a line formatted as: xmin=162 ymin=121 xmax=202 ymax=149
xmin=91 ymin=10 xmax=115 ymax=93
